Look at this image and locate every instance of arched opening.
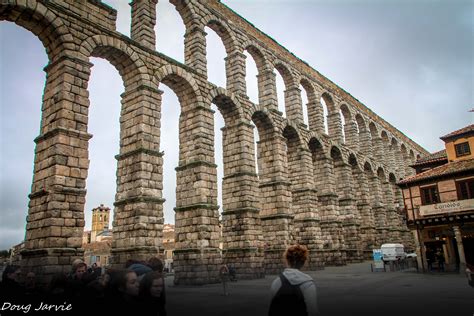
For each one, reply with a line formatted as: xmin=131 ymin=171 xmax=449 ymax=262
xmin=245 ymin=45 xmax=266 ymax=105
xmin=275 ymin=69 xmax=286 ymax=117
xmin=205 ymin=25 xmax=227 ymax=88
xmin=155 ymin=0 xmax=185 ymax=63
xmin=300 ymin=78 xmax=317 ymax=131
xmin=0 ymin=23 xmax=47 ymax=250
xmin=85 ymin=57 xmax=122 ymax=233
xmin=159 ymin=85 xmax=180 ymax=225
xmin=210 ymin=102 xmax=225 ymax=217
xmin=300 ymin=84 xmax=309 ymax=127
xmin=244 ymin=50 xmax=259 ymax=104
xmin=320 ymin=93 xmax=332 ymax=135
xmin=340 ymin=104 xmax=353 ymax=144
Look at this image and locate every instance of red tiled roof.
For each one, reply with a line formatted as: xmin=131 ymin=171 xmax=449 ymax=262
xmin=440 ymin=124 xmax=474 ymax=140
xmin=412 ymin=149 xmax=447 ymax=166
xmin=398 ymin=158 xmax=474 ymax=185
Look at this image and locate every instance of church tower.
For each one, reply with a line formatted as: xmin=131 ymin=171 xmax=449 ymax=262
xmin=91 ymin=204 xmax=110 ymax=242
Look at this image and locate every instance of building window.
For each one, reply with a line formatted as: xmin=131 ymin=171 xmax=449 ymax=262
xmin=457 ymin=179 xmax=474 ymax=200
xmin=455 ymin=142 xmax=471 ymax=157
xmin=420 ymin=185 xmax=440 ymax=205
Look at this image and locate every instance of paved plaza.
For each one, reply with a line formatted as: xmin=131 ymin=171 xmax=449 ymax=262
xmin=165 ymin=262 xmax=473 ymax=316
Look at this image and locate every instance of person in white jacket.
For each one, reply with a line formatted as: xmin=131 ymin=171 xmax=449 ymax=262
xmin=269 ymin=244 xmax=319 ymax=316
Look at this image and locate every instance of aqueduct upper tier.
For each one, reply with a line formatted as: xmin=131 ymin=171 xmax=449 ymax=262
xmin=0 ymin=0 xmax=428 ymax=284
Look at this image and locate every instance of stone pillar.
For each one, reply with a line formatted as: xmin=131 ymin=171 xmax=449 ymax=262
xmin=394 ymin=147 xmax=405 ymax=178
xmin=221 ymin=121 xmax=264 ymax=279
xmin=453 ymin=226 xmax=467 ymax=272
xmin=257 ymin=68 xmax=278 ymax=112
xmin=225 ymin=50 xmax=247 ymax=96
xmin=315 ymin=156 xmax=345 ymax=266
xmin=22 ymin=57 xmax=93 ymax=284
xmin=335 ymin=161 xmax=362 ymax=262
xmin=307 ymin=99 xmax=324 ymax=134
xmin=386 ymin=143 xmax=396 ymax=174
xmin=284 ymin=85 xmax=304 ymax=125
xmin=372 ymin=136 xmax=385 ymax=162
xmin=289 ymin=147 xmax=324 ymax=270
xmin=173 ymin=105 xmax=221 ymax=285
xmin=327 ymin=112 xmax=343 ymax=143
xmin=184 ymin=24 xmax=207 ymax=77
xmin=258 ymin=134 xmax=293 ymax=273
xmin=353 ymin=168 xmax=376 ymax=259
xmin=344 ymin=119 xmax=359 ymax=151
xmin=367 ymin=174 xmax=387 ymax=246
xmin=111 ymin=85 xmax=164 ymax=266
xmin=381 ymin=179 xmax=400 ymax=242
xmin=359 ymin=129 xmax=373 ymax=157
xmin=130 ymin=0 xmax=158 ymax=50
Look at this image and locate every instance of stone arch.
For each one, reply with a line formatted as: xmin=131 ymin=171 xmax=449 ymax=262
xmin=244 ymin=43 xmax=268 ymax=72
xmin=154 ymin=64 xmax=203 ymax=109
xmin=330 ymin=145 xmax=343 ymax=161
xmin=208 ymin=87 xmax=244 ymax=122
xmin=274 ymin=62 xmax=299 ymax=120
xmin=321 ymin=91 xmax=337 ymax=113
xmin=203 ymin=18 xmax=238 ymax=55
xmin=80 ymin=35 xmax=150 ymax=89
xmin=274 ymin=61 xmax=296 ymax=88
xmin=364 ymin=161 xmax=374 ymax=173
xmin=0 ymin=2 xmax=71 ymax=62
xmin=340 ymin=103 xmax=352 ymax=122
xmin=348 ymin=152 xmax=360 ymax=170
xmin=369 ymin=122 xmax=378 ymax=137
xmin=355 ymin=113 xmax=371 ymax=156
xmin=355 ymin=114 xmax=367 ymax=132
xmin=321 ymin=92 xmax=343 ymax=141
xmin=299 ymin=77 xmax=316 ymax=128
xmin=377 ymin=167 xmax=387 ymax=182
xmin=300 ymin=78 xmax=317 ymax=102
xmin=170 ymin=0 xmax=199 ymax=29
xmin=340 ymin=103 xmax=356 ymax=146
xmin=251 ymin=106 xmax=277 ymax=137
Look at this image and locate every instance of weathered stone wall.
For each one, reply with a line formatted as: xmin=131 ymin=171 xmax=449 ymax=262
xmin=1 ymin=0 xmax=424 ymax=284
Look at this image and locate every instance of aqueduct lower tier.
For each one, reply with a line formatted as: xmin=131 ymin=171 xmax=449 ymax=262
xmin=1 ymin=0 xmax=428 ymax=284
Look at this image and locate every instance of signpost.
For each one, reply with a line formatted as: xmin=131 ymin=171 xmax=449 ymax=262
xmin=372 ymin=249 xmax=384 ymax=271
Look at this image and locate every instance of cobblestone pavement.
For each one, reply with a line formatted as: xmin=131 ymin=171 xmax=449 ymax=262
xmin=165 ymin=261 xmax=474 ymax=316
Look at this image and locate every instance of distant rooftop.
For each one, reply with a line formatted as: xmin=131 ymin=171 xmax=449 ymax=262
xmin=412 ymin=149 xmax=447 ymax=166
xmin=440 ymin=124 xmax=474 ymax=141
xmin=399 ymin=158 xmax=474 ymax=185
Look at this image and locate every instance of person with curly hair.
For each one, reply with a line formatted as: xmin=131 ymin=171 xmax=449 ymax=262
xmin=269 ymin=244 xmax=319 ymax=316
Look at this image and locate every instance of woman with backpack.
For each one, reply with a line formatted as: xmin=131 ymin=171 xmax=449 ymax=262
xmin=269 ymin=244 xmax=319 ymax=316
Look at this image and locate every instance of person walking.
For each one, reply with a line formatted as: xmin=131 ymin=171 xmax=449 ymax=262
xmin=219 ymin=264 xmax=230 ymax=296
xmin=269 ymin=244 xmax=319 ymax=316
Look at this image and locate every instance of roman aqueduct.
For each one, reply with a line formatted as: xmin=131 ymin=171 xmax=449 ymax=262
xmin=0 ymin=0 xmax=428 ymax=284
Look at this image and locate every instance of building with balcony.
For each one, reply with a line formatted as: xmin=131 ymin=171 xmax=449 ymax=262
xmin=398 ymin=124 xmax=474 ymax=272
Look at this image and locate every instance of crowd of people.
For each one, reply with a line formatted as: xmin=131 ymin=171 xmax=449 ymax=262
xmin=0 ymin=245 xmax=318 ymax=316
xmin=0 ymin=258 xmax=167 ymax=315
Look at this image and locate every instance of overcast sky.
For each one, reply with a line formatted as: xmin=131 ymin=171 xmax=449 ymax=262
xmin=0 ymin=0 xmax=472 ymax=250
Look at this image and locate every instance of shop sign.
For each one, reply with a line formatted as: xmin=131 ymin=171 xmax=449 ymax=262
xmin=419 ymin=198 xmax=474 ymax=216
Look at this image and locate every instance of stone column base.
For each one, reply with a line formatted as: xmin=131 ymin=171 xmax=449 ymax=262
xmin=324 ymin=249 xmax=347 ymax=266
xmin=173 ymin=248 xmax=221 ymax=285
xmin=222 ymin=247 xmax=264 ymax=279
xmin=110 ymin=246 xmax=161 ymax=268
xmin=305 ymin=249 xmax=325 ymax=270
xmin=21 ymin=247 xmax=84 ymax=287
xmin=264 ymin=248 xmax=286 ymax=274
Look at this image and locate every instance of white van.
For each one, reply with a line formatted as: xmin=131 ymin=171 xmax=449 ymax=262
xmin=381 ymin=243 xmax=406 ymax=263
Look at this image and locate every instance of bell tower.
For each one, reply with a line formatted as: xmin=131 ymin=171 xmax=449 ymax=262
xmin=91 ymin=204 xmax=110 ymax=242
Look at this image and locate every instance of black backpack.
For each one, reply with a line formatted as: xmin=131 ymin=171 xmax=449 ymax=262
xmin=268 ymin=273 xmax=308 ymax=316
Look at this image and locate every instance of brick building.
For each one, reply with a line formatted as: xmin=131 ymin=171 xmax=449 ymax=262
xmin=398 ymin=124 xmax=474 ymax=272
